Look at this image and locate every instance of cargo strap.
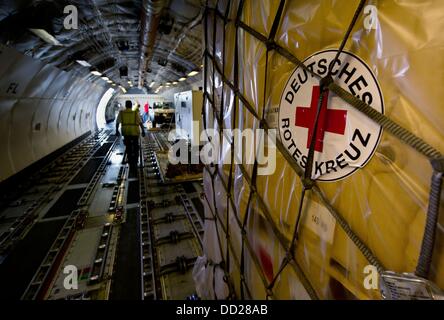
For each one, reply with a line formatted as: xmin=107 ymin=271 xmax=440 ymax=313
xmin=199 ymin=2 xmax=237 ymax=300
xmin=329 ymin=83 xmax=442 ymax=160
xmin=203 ymin=0 xmax=320 ymax=300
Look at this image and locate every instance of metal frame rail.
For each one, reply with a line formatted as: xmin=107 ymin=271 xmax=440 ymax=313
xmin=141 ymin=131 xmax=204 ymax=299
xmin=139 ymin=154 xmax=157 ymax=300
xmin=78 ymin=138 xmax=117 ymax=206
xmin=88 ymin=222 xmax=113 ymax=284
xmin=0 ymin=131 xmax=110 ymax=257
xmin=175 ymin=185 xmax=204 ymax=247
xmin=139 ymin=135 xmax=160 ymax=299
xmin=20 ymin=132 xmax=116 ymax=299
xmin=108 ymin=167 xmax=125 ymax=213
xmin=109 ymin=166 xmax=127 ymax=224
xmin=21 ymin=209 xmax=87 ymax=300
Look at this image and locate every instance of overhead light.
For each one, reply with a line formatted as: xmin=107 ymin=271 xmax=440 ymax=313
xmin=101 ymin=76 xmax=109 ymax=81
xmin=200 ymin=64 xmax=204 ymax=68
xmin=107 ymin=80 xmax=113 ymax=83
xmin=166 ymin=82 xmax=171 ymax=85
xmin=155 ymin=89 xmax=160 ymax=94
xmin=29 ymin=28 xmax=62 ymax=46
xmin=112 ymin=84 xmax=116 ymax=86
xmin=165 ymin=85 xmax=170 ymax=88
xmin=178 ymin=77 xmax=186 ymax=82
xmin=76 ymin=60 xmax=91 ymax=67
xmin=149 ymin=81 xmax=155 ymax=87
xmin=91 ymin=71 xmax=102 ymax=76
xmin=188 ymin=70 xmax=199 ymax=77
xmin=128 ymin=81 xmax=132 ymax=84
xmin=158 ymin=85 xmax=163 ymax=89
xmin=120 ymin=86 xmax=127 ymax=93
xmin=172 ymin=82 xmax=178 ymax=85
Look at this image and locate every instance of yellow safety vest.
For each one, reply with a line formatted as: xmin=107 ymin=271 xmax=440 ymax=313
xmin=120 ymin=109 xmax=140 ymax=136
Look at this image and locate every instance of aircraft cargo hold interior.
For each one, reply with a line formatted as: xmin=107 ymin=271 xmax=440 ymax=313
xmin=0 ymin=0 xmax=443 ymax=304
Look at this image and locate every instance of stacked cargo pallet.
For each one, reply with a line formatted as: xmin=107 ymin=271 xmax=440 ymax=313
xmin=197 ymin=0 xmax=444 ymax=300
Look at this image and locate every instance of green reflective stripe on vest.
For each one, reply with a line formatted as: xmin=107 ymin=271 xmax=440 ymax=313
xmin=121 ymin=110 xmax=139 ymax=136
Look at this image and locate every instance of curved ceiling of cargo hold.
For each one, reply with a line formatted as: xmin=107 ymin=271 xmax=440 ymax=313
xmin=0 ymin=0 xmax=203 ymax=182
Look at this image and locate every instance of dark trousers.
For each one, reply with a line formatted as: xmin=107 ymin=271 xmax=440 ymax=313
xmin=123 ymin=136 xmax=140 ymax=166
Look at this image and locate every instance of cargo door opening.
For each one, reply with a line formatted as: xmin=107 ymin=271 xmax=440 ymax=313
xmin=96 ymin=88 xmax=115 ymax=129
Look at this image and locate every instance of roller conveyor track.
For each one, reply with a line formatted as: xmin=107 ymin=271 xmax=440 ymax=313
xmin=0 ymin=129 xmax=205 ymax=300
xmin=138 ymin=164 xmax=157 ymax=300
xmin=0 ymin=129 xmax=118 ymax=299
xmin=0 ymin=130 xmax=111 ymax=257
xmin=0 ymin=219 xmax=67 ymax=299
xmin=21 ymin=209 xmax=88 ymax=300
xmin=139 ymin=131 xmax=204 ymax=300
xmin=111 ymin=131 xmax=201 ymax=300
xmin=24 ymin=131 xmax=118 ymax=300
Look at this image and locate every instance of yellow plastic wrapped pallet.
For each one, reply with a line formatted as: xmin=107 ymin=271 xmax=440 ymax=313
xmin=195 ymin=0 xmax=444 ymax=300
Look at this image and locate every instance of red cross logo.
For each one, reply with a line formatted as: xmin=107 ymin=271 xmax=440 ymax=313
xmin=295 ymin=86 xmax=347 ymax=153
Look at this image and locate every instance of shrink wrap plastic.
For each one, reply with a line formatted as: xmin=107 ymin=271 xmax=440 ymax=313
xmin=194 ymin=0 xmax=444 ymax=299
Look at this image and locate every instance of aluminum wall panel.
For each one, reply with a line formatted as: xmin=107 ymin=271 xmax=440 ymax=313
xmin=0 ymin=46 xmax=107 ymax=182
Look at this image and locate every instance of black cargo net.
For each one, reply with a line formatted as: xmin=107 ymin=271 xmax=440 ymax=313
xmin=201 ymin=0 xmax=443 ymax=300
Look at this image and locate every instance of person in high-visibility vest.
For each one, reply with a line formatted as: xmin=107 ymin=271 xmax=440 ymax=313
xmin=115 ymin=100 xmax=145 ymax=165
